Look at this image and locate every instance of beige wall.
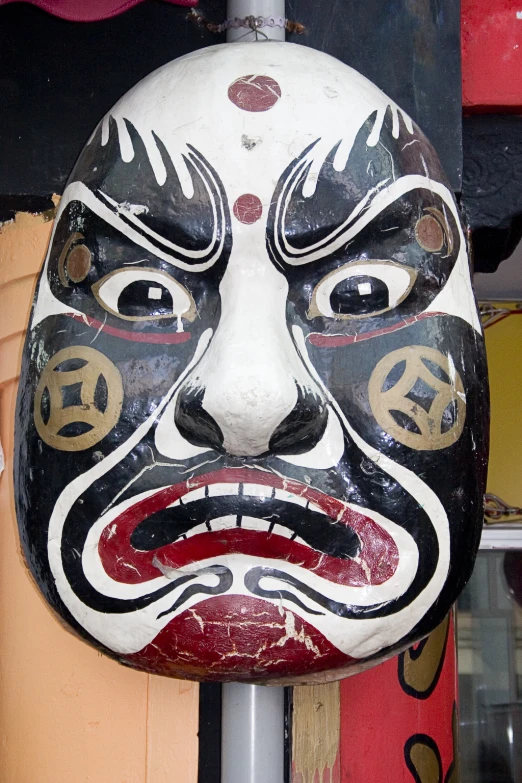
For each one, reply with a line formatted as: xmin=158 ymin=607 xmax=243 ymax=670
xmin=0 ymin=207 xmax=199 ymax=783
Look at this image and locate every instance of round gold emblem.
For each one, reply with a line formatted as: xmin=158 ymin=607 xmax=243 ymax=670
xmin=368 ymin=346 xmax=466 ymax=450
xmin=34 ymin=346 xmax=123 ymax=451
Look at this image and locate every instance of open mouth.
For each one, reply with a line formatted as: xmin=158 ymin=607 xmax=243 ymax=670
xmin=98 ymin=468 xmax=399 ymax=588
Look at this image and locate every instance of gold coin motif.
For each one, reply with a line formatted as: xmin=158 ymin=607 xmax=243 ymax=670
xmin=34 ymin=346 xmax=123 ymax=451
xmin=368 ymin=346 xmax=466 ymax=450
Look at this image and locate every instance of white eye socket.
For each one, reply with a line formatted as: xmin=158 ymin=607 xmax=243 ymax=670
xmin=92 ymin=267 xmax=195 ymax=322
xmin=308 ymin=260 xmax=417 ymax=321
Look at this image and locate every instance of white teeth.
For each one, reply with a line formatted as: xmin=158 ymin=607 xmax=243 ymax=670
xmin=171 ymin=514 xmax=312 ymax=547
xmin=242 ymin=483 xmax=272 ymax=501
xmin=207 ymin=483 xmax=238 ymax=498
xmin=164 ymin=483 xmax=329 ymax=548
xmin=212 ymin=515 xmax=236 ymax=531
xmin=181 ymin=487 xmax=206 ymax=504
xmin=242 ymin=517 xmax=270 ymax=532
xmin=170 ymin=482 xmax=326 ymax=512
xmin=273 ymin=488 xmax=307 ymax=507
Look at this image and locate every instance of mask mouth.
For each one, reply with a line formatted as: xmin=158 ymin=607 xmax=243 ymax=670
xmin=98 ymin=467 xmax=400 ymax=588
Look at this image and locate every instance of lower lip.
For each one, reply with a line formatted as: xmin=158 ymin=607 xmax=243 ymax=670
xmin=98 ymin=468 xmax=398 ymax=587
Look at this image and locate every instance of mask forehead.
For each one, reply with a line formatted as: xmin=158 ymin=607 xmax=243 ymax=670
xmin=98 ymin=44 xmax=410 ymax=203
xmin=15 ymin=42 xmax=488 ymax=684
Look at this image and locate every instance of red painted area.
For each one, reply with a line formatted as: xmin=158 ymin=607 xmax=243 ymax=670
xmin=339 ymin=615 xmax=457 ymax=781
xmin=462 ymin=0 xmax=522 ymax=109
xmin=124 ymin=595 xmax=353 ymax=681
xmin=99 ymin=468 xmax=398 ymax=586
xmin=233 ymin=193 xmax=263 ymax=224
xmin=308 ymin=312 xmax=444 ymax=347
xmin=68 ymin=313 xmax=191 ymax=344
xmin=228 ymin=75 xmax=282 ymax=112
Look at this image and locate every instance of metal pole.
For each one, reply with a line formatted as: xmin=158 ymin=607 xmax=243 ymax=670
xmin=226 ymin=0 xmax=286 ymax=42
xmin=221 ymin=683 xmax=285 ymax=783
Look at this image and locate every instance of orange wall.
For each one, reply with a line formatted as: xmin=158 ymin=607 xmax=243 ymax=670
xmin=0 ymin=206 xmax=199 ymax=783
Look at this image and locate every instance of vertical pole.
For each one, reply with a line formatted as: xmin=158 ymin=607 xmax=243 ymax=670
xmin=221 ymin=4 xmax=286 ymax=782
xmin=226 ymin=0 xmax=286 ymax=42
xmin=221 ymin=683 xmax=285 ymax=783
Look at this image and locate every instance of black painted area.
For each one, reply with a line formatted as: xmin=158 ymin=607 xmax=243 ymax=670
xmin=0 ymin=194 xmax=55 ymax=224
xmin=286 ymin=0 xmax=462 ymax=192
xmin=0 ymin=0 xmax=462 ymax=195
xmin=198 ymin=683 xmax=222 ymax=783
xmin=0 ymin=1 xmax=225 ymax=195
xmin=462 ymin=114 xmax=522 ymax=273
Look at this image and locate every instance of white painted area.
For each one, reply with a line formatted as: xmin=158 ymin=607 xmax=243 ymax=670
xmin=183 ymin=220 xmax=324 ymax=457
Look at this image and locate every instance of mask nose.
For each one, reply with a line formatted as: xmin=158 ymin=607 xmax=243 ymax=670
xmin=173 ymin=251 xmax=328 ymax=458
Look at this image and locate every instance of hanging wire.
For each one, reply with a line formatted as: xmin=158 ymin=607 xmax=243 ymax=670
xmin=484 ymin=493 xmax=522 ymax=525
xmin=480 ymin=302 xmax=522 ymax=329
xmin=188 ymin=9 xmax=305 ymax=36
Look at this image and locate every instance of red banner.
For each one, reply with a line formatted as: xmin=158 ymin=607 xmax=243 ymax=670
xmin=339 ymin=613 xmax=459 ymax=782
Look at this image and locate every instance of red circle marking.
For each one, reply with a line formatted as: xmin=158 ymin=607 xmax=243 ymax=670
xmin=233 ymin=194 xmax=263 ymax=225
xmin=228 ymin=75 xmax=281 ymax=112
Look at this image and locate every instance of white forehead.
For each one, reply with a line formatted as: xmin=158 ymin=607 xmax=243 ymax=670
xmin=97 ymin=42 xmax=414 ymax=203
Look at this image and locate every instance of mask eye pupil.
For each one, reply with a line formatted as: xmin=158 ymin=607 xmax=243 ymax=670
xmin=117 ymin=280 xmax=174 ymax=318
xmin=330 ymin=275 xmax=389 ymax=316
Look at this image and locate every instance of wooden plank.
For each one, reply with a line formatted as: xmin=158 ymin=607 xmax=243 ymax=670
xmin=292 ymin=681 xmax=341 ymax=783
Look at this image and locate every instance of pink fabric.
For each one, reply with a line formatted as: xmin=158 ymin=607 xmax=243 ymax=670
xmin=0 ymin=0 xmax=197 ymax=22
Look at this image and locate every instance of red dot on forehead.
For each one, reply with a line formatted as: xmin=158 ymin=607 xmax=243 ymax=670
xmin=233 ymin=194 xmax=263 ymax=225
xmin=228 ymin=75 xmax=281 ymax=112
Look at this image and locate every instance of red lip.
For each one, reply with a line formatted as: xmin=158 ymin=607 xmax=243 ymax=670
xmin=99 ymin=468 xmax=398 ymax=587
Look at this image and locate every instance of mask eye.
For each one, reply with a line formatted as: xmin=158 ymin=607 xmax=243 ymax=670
xmin=92 ymin=267 xmax=195 ymax=322
xmin=308 ymin=261 xmax=417 ymax=320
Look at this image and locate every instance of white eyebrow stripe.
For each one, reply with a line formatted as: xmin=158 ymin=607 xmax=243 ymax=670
xmin=58 ymin=181 xmax=223 ymax=273
xmin=277 ymin=174 xmax=459 ymax=266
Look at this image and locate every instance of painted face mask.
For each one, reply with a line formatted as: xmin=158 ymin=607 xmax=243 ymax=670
xmin=15 ymin=43 xmax=488 ymax=683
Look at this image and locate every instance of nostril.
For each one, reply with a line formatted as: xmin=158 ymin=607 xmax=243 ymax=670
xmin=269 ymin=387 xmax=329 ymax=455
xmin=174 ymin=385 xmax=224 ymax=452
